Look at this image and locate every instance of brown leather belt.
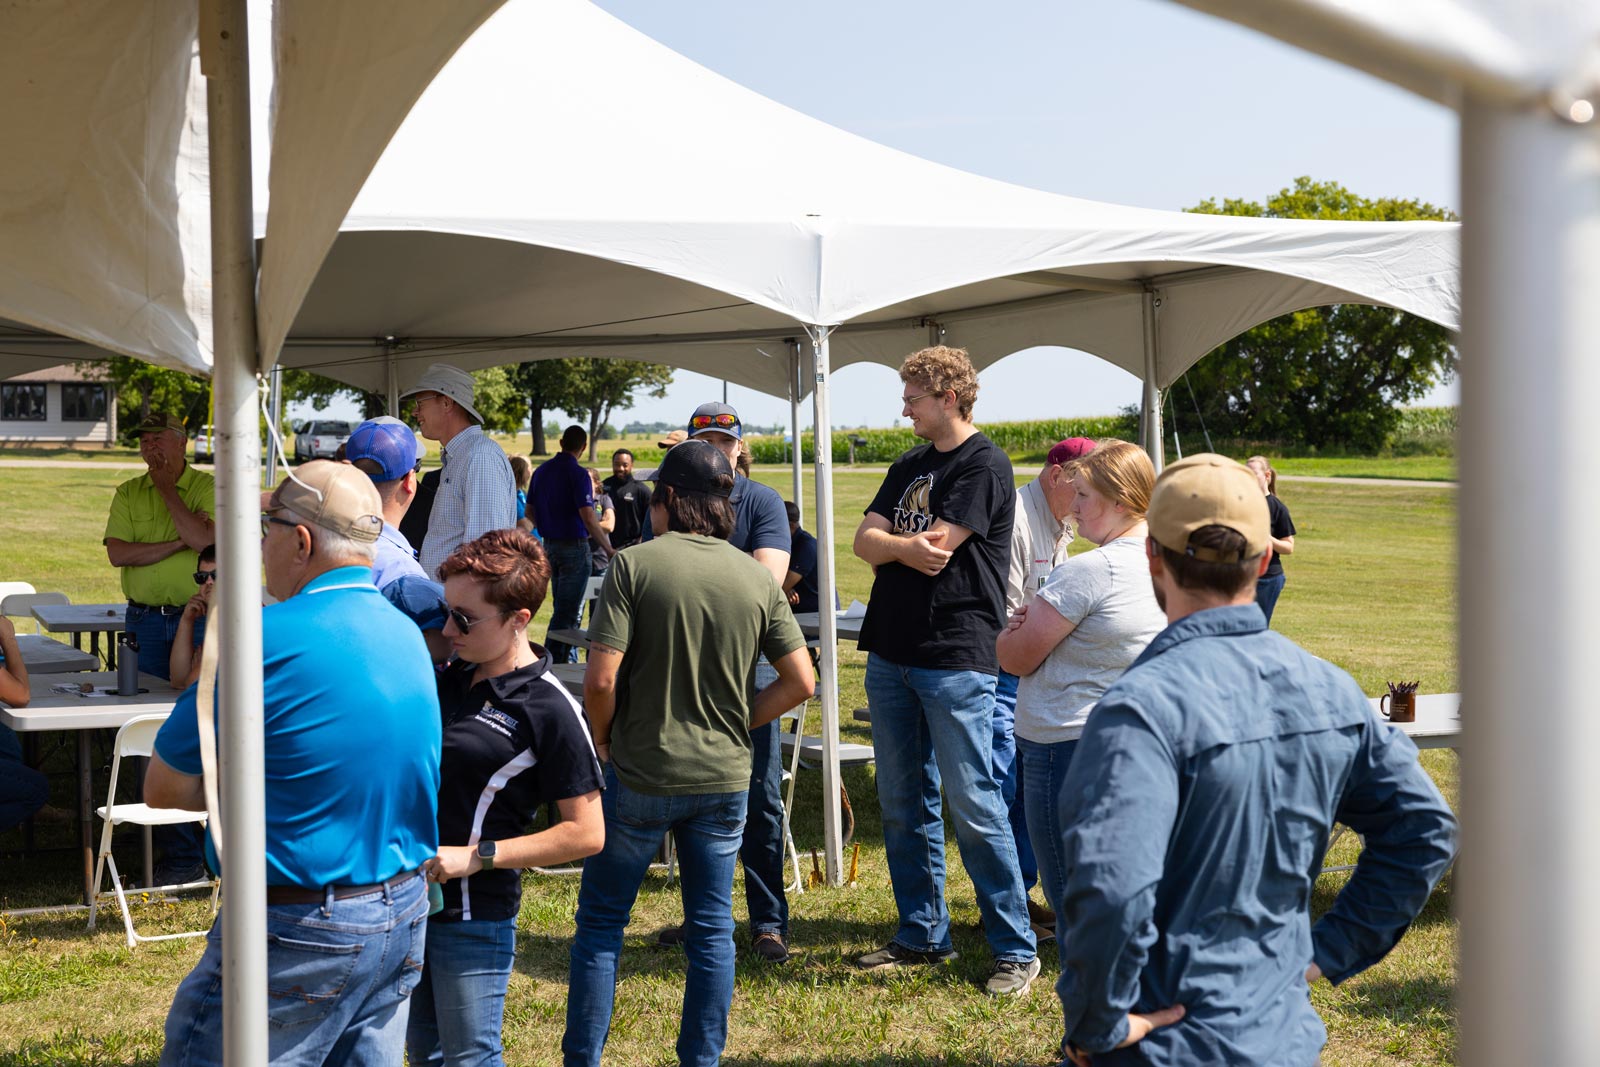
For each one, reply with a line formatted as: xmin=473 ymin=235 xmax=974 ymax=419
xmin=265 ymin=868 xmax=421 ymax=905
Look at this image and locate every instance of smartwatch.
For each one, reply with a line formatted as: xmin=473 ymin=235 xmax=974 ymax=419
xmin=476 ymin=840 xmax=496 ymax=871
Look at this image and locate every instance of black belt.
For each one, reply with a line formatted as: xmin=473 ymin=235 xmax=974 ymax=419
xmin=265 ymin=868 xmax=421 ymax=905
xmin=126 ymin=600 xmax=185 ymax=615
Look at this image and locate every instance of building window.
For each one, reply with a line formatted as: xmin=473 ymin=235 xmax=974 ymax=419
xmin=61 ymin=384 xmax=108 ymax=422
xmin=1 ymin=384 xmax=47 ymax=421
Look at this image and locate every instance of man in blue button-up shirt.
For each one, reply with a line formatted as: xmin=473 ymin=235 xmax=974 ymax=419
xmin=1056 ymin=454 xmax=1457 ymax=1067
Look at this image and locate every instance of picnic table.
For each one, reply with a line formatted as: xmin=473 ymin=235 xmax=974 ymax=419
xmin=14 ymin=633 xmax=101 ymax=674
xmin=30 ymin=603 xmax=130 ymax=669
xmin=2 ymin=670 xmax=176 ymax=909
xmin=791 ymin=610 xmax=865 ymax=643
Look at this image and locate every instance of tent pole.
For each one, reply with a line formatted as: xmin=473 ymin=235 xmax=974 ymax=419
xmin=266 ymin=366 xmax=283 ymax=484
xmin=789 ymin=340 xmax=803 ymax=510
xmin=201 ymin=1 xmax=267 ymax=1064
xmin=1458 ymin=96 xmax=1600 ymax=1067
xmin=807 ymin=324 xmax=844 ymax=885
xmin=386 ymin=350 xmax=400 ymax=416
xmin=1140 ymin=289 xmax=1164 ymax=472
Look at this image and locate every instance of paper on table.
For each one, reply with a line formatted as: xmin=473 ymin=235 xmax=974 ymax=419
xmin=839 ymin=600 xmax=868 ymax=619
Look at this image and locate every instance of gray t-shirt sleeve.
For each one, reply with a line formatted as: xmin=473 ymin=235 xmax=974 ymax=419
xmin=1035 ymin=550 xmax=1115 ymax=627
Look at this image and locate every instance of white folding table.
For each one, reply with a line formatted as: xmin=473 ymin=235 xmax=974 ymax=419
xmin=14 ymin=633 xmax=101 ymax=674
xmin=30 ymin=603 xmax=132 ymax=669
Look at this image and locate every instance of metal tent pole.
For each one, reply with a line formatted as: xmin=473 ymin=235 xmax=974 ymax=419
xmin=200 ymin=1 xmax=266 ymax=1064
xmin=789 ymin=340 xmax=804 ymax=510
xmin=1140 ymin=289 xmax=1164 ymax=472
xmin=266 ymin=366 xmax=283 ymax=484
xmin=1459 ymin=95 xmax=1600 ymax=1067
xmin=386 ymin=351 xmax=400 ymax=416
xmin=807 ymin=324 xmax=844 ymax=884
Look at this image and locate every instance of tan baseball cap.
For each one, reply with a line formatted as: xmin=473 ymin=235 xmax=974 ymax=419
xmin=1147 ymin=453 xmax=1270 ymax=563
xmin=267 ymin=460 xmax=384 ymax=544
xmin=657 ymin=428 xmax=688 ymax=449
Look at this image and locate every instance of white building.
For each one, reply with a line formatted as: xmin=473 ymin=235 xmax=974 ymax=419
xmin=0 ymin=364 xmax=117 ymax=446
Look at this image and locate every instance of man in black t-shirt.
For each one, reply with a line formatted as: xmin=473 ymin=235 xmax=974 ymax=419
xmin=851 ymin=345 xmax=1040 ymax=997
xmin=603 ymin=448 xmax=652 ymax=550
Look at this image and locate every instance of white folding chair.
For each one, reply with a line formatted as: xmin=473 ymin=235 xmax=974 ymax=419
xmin=582 ymin=575 xmax=605 ymax=626
xmin=0 ymin=581 xmax=37 ymax=606
xmin=0 ymin=590 xmax=69 ymax=635
xmin=88 ymin=714 xmax=219 ymax=947
xmin=777 ymin=694 xmax=874 ymax=893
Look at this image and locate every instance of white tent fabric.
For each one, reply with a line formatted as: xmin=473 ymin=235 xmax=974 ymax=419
xmin=254 ymin=0 xmax=509 ymax=370
xmin=0 ymin=1 xmax=212 ymax=377
xmin=270 ymin=0 xmax=1458 ymax=402
xmin=1174 ymin=1 xmax=1600 ymax=109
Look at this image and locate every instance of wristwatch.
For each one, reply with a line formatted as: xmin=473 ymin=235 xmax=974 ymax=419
xmin=476 ymin=840 xmax=496 ymax=871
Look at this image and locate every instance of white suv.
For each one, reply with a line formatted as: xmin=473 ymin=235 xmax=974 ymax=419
xmin=293 ymin=420 xmax=353 ymax=462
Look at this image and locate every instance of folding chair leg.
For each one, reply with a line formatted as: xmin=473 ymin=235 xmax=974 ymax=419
xmin=105 ymin=853 xmax=139 ymax=949
xmin=86 ymin=817 xmax=116 ymax=932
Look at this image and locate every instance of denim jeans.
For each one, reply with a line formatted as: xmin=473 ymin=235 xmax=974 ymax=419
xmin=993 ymin=670 xmax=1038 ymax=892
xmin=741 ymin=719 xmax=787 ymax=936
xmin=161 ymin=872 xmax=429 ymax=1067
xmin=0 ymin=725 xmax=48 ymax=831
xmin=1255 ymin=572 xmax=1287 ymax=626
xmin=563 ymin=766 xmax=747 ymax=1067
xmin=126 ymin=601 xmax=182 ymax=680
xmin=544 ymin=539 xmax=593 ymax=664
xmin=406 ymin=915 xmax=517 ymax=1067
xmin=863 ymin=655 xmax=1035 ymax=963
xmin=1017 ymin=736 xmax=1079 ymax=961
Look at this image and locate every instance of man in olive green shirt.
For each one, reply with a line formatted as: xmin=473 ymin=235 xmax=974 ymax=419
xmin=567 ymin=440 xmax=813 ymax=1066
xmin=103 ymin=414 xmax=215 ymax=681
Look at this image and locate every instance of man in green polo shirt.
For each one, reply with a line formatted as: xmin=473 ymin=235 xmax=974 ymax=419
xmin=103 ymin=413 xmax=215 ymax=681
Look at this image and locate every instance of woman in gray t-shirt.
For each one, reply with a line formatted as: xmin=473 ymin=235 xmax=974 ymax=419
xmin=995 ymin=441 xmax=1166 ymax=1017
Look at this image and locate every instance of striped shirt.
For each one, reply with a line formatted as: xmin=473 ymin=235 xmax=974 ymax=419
xmin=419 ymin=424 xmax=517 ymax=578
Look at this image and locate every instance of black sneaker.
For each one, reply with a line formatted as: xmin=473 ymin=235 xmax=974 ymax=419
xmin=654 ymin=924 xmax=685 ymax=948
xmin=149 ymin=861 xmax=209 ymax=888
xmin=856 ymin=942 xmax=958 ymax=970
xmin=751 ymin=931 xmax=791 ymax=963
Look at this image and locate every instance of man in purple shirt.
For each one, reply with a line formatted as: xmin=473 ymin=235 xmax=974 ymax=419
xmin=527 ymin=425 xmax=614 ymax=662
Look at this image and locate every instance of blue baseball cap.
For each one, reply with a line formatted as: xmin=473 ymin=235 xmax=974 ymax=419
xmin=345 ymin=417 xmax=424 ymax=482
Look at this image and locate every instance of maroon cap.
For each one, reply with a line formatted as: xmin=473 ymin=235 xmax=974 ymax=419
xmin=1047 ymin=437 xmax=1097 ymax=467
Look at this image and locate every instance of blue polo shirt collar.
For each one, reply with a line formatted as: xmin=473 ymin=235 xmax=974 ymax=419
xmin=299 ymin=566 xmax=383 ymax=596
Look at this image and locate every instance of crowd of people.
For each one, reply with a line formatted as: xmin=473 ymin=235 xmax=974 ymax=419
xmin=0 ymin=345 xmax=1455 ymax=1067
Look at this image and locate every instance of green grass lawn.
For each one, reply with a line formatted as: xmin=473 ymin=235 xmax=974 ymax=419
xmin=0 ymin=464 xmax=1457 ymax=1066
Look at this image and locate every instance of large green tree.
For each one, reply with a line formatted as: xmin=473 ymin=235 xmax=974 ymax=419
xmin=89 ymin=357 xmax=210 ymax=432
xmin=1179 ymin=177 xmax=1457 ymax=452
xmin=506 ymin=360 xmax=583 ymax=455
xmin=561 ymin=359 xmax=674 ymax=461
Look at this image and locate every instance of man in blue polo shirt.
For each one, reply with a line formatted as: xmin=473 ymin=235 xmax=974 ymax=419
xmin=527 ymin=425 xmax=614 ymax=663
xmin=146 ymin=461 xmax=441 ymax=1067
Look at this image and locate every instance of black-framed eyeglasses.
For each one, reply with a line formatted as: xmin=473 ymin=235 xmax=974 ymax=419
xmin=260 ymin=513 xmax=298 ymax=537
xmin=446 ymin=607 xmax=514 ymax=634
xmin=193 ymin=570 xmax=218 ymax=585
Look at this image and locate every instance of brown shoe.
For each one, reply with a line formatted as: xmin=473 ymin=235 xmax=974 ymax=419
xmin=751 ymin=931 xmax=791 ymax=963
xmin=1027 ymin=898 xmax=1056 ymax=931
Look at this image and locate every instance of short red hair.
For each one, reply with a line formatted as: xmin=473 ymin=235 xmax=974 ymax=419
xmin=438 ymin=528 xmax=552 ymax=615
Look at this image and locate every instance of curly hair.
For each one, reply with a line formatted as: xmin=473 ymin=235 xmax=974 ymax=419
xmin=1066 ymin=439 xmax=1155 ymax=518
xmin=438 ymin=528 xmax=552 ymax=615
xmin=899 ymin=345 xmax=980 ymax=420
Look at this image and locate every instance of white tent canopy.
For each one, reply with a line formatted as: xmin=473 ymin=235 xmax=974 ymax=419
xmin=262 ymin=0 xmax=1458 ymax=405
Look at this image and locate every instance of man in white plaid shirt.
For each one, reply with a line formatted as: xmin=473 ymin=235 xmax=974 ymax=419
xmin=401 ymin=363 xmax=518 ymax=578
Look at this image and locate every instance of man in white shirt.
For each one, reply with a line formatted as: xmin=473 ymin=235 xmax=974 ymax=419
xmin=998 ymin=436 xmax=1095 ymax=941
xmin=400 ymin=363 xmax=517 ymax=578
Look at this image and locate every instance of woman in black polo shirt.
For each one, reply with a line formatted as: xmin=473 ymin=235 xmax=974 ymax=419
xmin=408 ymin=528 xmax=605 ymax=1067
xmin=1246 ymin=455 xmax=1297 ymax=625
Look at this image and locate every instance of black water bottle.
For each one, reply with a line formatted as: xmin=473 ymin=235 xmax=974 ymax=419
xmin=116 ymin=632 xmax=140 ymax=695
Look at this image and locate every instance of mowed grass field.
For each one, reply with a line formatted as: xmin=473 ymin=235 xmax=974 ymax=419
xmin=0 ymin=463 xmax=1457 ymax=1066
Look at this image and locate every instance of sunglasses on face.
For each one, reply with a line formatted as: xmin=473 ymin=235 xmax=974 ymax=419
xmin=447 ymin=607 xmax=514 ymax=634
xmin=193 ymin=570 xmax=217 ymax=585
xmin=689 ymin=413 xmax=740 ymax=430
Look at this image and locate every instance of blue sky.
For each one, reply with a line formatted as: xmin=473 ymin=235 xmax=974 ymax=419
xmin=297 ymin=0 xmax=1460 ymax=434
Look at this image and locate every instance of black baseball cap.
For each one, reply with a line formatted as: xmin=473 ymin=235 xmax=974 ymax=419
xmin=655 ymin=439 xmax=734 ymax=498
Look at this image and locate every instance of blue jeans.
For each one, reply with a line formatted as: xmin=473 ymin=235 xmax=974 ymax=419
xmin=0 ymin=725 xmax=48 ymax=831
xmin=564 ymin=766 xmax=747 ymax=1067
xmin=863 ymin=655 xmax=1035 ymax=962
xmin=1255 ymin=572 xmax=1287 ymax=625
xmin=544 ymin=539 xmax=592 ymax=664
xmin=160 ymin=872 xmax=429 ymax=1067
xmin=993 ymin=670 xmax=1037 ymax=892
xmin=126 ymin=601 xmax=182 ymax=680
xmin=1018 ymin=736 xmax=1079 ymax=962
xmin=742 ymin=719 xmax=787 ymax=936
xmin=406 ymin=916 xmax=517 ymax=1067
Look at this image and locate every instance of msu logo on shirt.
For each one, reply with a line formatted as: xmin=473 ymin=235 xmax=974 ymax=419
xmin=892 ymin=473 xmax=934 ymax=534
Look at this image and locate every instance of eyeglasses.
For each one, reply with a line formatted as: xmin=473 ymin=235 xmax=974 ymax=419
xmin=901 ymin=391 xmax=937 ymax=406
xmin=260 ymin=513 xmax=298 ymax=537
xmin=689 ymin=413 xmax=740 ymax=430
xmin=193 ymin=570 xmax=218 ymax=585
xmin=446 ymin=607 xmax=514 ymax=634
